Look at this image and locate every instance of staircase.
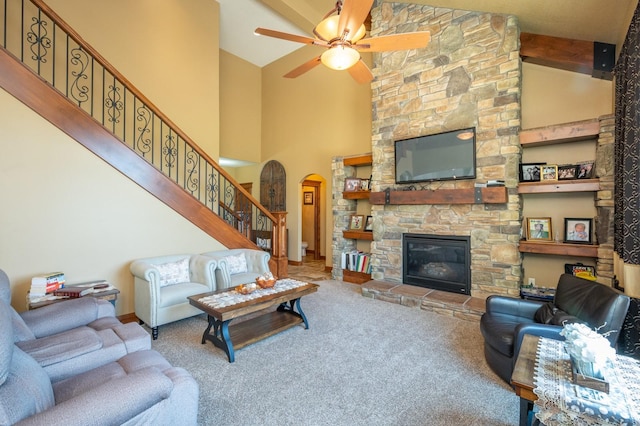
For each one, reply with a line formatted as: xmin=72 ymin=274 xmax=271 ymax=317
xmin=0 ymin=0 xmax=287 ymax=277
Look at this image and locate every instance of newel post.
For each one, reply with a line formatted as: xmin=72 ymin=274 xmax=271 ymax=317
xmin=270 ymin=211 xmax=288 ymax=278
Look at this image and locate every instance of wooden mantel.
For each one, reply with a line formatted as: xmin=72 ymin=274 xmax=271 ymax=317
xmin=369 ymin=186 xmax=508 ymax=205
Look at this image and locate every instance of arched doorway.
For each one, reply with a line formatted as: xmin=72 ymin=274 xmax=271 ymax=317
xmin=301 ymin=174 xmax=325 ymax=262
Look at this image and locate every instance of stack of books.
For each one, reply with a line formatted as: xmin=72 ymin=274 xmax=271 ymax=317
xmin=53 ymin=280 xmax=110 ymax=298
xmin=30 ymin=272 xmax=65 ymax=297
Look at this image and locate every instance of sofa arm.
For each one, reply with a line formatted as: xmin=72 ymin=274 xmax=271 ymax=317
xmin=189 ymin=255 xmax=217 ymax=291
xmin=16 ymin=367 xmax=173 ymax=426
xmin=513 ymin=323 xmax=563 ymax=361
xmin=20 ymin=297 xmax=115 ymax=339
xmin=485 ymin=295 xmax=544 ymax=321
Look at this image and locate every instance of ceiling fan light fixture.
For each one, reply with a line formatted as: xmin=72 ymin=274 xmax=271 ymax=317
xmin=321 ymin=45 xmax=360 ymax=70
xmin=314 ymin=15 xmax=366 ymax=42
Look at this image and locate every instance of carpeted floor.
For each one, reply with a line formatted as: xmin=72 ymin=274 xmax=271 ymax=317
xmin=151 ymin=279 xmax=519 ymax=426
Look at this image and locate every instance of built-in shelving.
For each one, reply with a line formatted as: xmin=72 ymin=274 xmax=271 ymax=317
xmin=519 ymin=119 xmax=601 ymax=271
xmin=517 ymin=179 xmax=600 ymax=194
xmin=342 ymin=230 xmax=373 ymax=241
xmin=518 ymin=240 xmax=598 ymax=258
xmin=342 ymin=190 xmax=371 ymax=200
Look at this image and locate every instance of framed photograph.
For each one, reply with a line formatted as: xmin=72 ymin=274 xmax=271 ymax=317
xmin=360 ymin=179 xmax=370 ymax=191
xmin=364 ymin=215 xmax=373 ymax=231
xmin=344 ymin=178 xmax=361 ymax=192
xmin=564 ymin=218 xmax=593 ymax=244
xmin=349 ymin=214 xmax=365 ymax=231
xmin=303 ymin=191 xmax=313 ymax=205
xmin=557 ymin=164 xmax=578 ymax=180
xmin=541 ymin=165 xmax=558 ymax=181
xmin=576 ymin=161 xmax=595 ymax=179
xmin=526 ymin=217 xmax=553 ymax=241
xmin=519 ymin=163 xmax=545 ymax=182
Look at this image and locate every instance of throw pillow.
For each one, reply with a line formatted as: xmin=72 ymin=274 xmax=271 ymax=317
xmin=225 ymin=253 xmax=248 ymax=275
xmin=156 ymin=258 xmax=190 ymax=287
xmin=534 ymin=302 xmax=557 ymax=324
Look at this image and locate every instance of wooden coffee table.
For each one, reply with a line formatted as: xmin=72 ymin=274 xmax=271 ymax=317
xmin=188 ymin=281 xmax=318 ymax=362
xmin=511 ymin=334 xmax=539 ymax=426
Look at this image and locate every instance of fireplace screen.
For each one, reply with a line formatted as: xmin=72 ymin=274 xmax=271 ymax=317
xmin=402 ymin=233 xmax=470 ymax=295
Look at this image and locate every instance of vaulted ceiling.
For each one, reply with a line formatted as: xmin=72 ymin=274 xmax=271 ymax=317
xmin=220 ymin=0 xmax=637 ymax=69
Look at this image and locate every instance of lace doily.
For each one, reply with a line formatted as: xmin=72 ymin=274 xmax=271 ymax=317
xmin=197 ymin=278 xmax=309 ymax=309
xmin=533 ymin=337 xmax=640 ymax=425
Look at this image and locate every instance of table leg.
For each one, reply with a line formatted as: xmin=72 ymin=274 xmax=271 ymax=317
xmin=519 ymin=397 xmax=533 ymax=426
xmin=201 ymin=315 xmax=235 ymax=363
xmin=276 ymin=298 xmax=309 ymax=329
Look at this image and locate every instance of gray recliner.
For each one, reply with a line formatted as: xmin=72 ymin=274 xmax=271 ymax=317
xmin=0 ymin=296 xmax=199 ymax=425
xmin=1 ymin=270 xmax=150 ymax=383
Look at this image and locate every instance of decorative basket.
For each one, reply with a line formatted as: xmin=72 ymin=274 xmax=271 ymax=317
xmin=235 ymin=284 xmax=257 ymax=295
xmin=256 ymin=278 xmax=277 ymax=289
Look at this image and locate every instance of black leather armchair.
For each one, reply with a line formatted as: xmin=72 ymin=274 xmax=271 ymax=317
xmin=480 ymin=273 xmax=630 ymax=383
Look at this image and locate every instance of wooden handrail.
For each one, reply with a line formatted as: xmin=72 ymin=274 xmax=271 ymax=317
xmin=29 ymin=0 xmax=277 ymax=225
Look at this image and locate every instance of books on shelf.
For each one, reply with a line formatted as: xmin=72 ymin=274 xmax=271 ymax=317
xmin=30 ymin=272 xmax=65 ymax=297
xmin=54 ymin=280 xmax=111 ymax=298
xmin=341 ymin=250 xmax=372 ymax=274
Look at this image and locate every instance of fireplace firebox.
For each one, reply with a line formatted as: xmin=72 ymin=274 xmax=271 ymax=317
xmin=402 ymin=233 xmax=470 ymax=295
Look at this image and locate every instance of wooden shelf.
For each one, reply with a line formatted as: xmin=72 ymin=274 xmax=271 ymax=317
xmin=518 ymin=179 xmax=600 ymax=194
xmin=519 ymin=119 xmax=599 ymax=147
xmin=343 ymin=153 xmax=372 ymax=167
xmin=518 ymin=240 xmax=598 ymax=257
xmin=369 ymin=186 xmax=508 ymax=205
xmin=343 ymin=230 xmax=373 ymax=240
xmin=342 ymin=269 xmax=372 ymax=284
xmin=343 ymin=190 xmax=370 ymax=200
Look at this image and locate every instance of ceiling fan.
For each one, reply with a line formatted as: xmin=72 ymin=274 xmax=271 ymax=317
xmin=254 ymin=0 xmax=431 ymax=84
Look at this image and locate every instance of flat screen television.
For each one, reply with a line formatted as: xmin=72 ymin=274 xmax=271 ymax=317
xmin=394 ymin=128 xmax=476 ymax=184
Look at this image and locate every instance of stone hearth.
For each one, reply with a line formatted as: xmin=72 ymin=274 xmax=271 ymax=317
xmin=361 ymin=280 xmax=485 ymax=322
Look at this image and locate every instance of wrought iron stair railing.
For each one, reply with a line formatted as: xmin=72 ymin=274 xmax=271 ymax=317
xmin=0 ymin=0 xmax=287 ymax=275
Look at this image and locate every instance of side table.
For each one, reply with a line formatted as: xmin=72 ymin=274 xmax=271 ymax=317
xmin=27 ymin=283 xmax=120 ymax=310
xmin=511 ymin=334 xmax=538 ymax=426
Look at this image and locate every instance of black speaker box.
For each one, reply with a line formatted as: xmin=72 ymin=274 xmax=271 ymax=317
xmin=592 ymin=42 xmax=615 ymax=80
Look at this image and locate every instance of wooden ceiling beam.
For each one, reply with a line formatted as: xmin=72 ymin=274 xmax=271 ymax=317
xmin=520 ymin=32 xmax=594 ymax=75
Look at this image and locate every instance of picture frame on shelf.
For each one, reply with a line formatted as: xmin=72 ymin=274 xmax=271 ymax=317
xmin=519 ymin=163 xmax=545 ymax=182
xmin=364 ymin=215 xmax=373 ymax=231
xmin=576 ymin=161 xmax=595 ymax=179
xmin=564 ymin=218 xmax=593 ymax=244
xmin=303 ymin=191 xmax=313 ymax=205
xmin=558 ymin=164 xmax=578 ymax=180
xmin=349 ymin=214 xmax=365 ymax=231
xmin=360 ymin=179 xmax=370 ymax=191
xmin=541 ymin=165 xmax=558 ymax=181
xmin=344 ymin=178 xmax=361 ymax=192
xmin=526 ymin=217 xmax=553 ymax=241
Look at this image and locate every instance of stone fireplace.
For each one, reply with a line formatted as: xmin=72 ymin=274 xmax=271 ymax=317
xmin=332 ymin=3 xmax=523 ymax=299
xmin=403 ymin=233 xmax=471 ymax=295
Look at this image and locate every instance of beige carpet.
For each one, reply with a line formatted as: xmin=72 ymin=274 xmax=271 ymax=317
xmin=150 ymin=278 xmax=518 ymax=425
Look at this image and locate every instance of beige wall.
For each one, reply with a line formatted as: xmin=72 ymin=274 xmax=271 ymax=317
xmin=220 ymin=51 xmax=262 ymax=163
xmin=46 ymin=0 xmax=220 ymax=160
xmin=261 ymin=46 xmax=373 ymax=265
xmin=1 ymin=0 xmax=223 ymax=314
xmin=0 ymin=90 xmax=225 ymax=314
xmin=520 ymin=62 xmax=614 ymax=287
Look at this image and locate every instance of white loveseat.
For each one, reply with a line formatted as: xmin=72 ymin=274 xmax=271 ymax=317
xmin=129 ymin=254 xmax=217 ymax=340
xmin=201 ymin=249 xmax=270 ymax=289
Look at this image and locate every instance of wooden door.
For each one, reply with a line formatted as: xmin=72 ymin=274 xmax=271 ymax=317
xmin=260 ymin=160 xmax=286 ymax=212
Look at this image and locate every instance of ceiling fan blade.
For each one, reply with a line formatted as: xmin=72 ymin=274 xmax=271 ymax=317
xmin=254 ymin=28 xmax=327 ymax=47
xmin=355 ymin=32 xmax=431 ymax=52
xmin=347 ymin=59 xmax=374 ymax=84
xmin=338 ymin=0 xmax=374 ymax=40
xmin=284 ymin=56 xmax=322 ymax=78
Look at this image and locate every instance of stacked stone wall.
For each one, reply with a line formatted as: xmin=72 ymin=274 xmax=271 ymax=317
xmin=369 ymin=3 xmax=522 ymax=298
